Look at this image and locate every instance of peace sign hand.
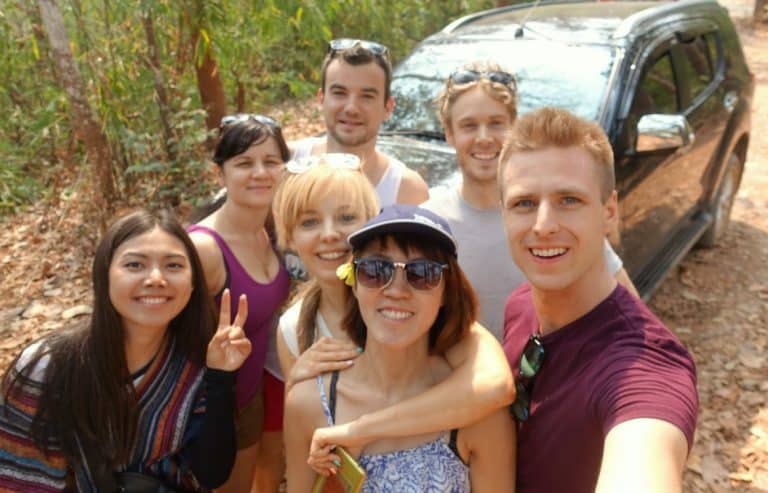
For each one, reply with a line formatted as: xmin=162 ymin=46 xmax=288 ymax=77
xmin=206 ymin=289 xmax=252 ymax=371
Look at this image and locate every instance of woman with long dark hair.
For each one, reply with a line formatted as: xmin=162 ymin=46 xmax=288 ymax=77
xmin=0 ymin=209 xmax=250 ymax=492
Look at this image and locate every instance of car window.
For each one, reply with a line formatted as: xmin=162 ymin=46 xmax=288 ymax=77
xmin=704 ymin=31 xmax=721 ymax=75
xmin=385 ymin=40 xmax=615 ymax=134
xmin=630 ymin=51 xmax=678 ymax=117
xmin=676 ymin=34 xmax=714 ymax=103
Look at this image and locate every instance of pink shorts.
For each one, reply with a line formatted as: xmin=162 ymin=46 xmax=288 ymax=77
xmin=262 ymin=370 xmax=285 ymax=432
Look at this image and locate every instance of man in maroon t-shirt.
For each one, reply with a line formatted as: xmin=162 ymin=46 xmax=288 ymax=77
xmin=498 ymin=108 xmax=698 ymax=492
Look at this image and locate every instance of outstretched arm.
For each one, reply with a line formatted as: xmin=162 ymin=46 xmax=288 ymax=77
xmin=595 ymin=418 xmax=689 ymax=493
xmin=309 ymin=322 xmax=514 ymax=456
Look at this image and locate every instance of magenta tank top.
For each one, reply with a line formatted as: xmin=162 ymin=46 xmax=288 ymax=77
xmin=187 ymin=224 xmax=289 ymax=408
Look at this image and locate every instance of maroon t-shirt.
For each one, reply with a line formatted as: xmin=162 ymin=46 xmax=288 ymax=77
xmin=503 ymin=284 xmax=698 ymax=493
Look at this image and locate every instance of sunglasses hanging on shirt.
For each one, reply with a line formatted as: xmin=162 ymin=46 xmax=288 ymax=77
xmin=510 ymin=334 xmax=545 ymax=422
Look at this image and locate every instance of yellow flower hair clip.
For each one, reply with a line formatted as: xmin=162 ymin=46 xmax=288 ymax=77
xmin=336 ymin=261 xmax=356 ymax=287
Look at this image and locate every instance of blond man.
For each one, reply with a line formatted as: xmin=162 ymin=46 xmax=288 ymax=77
xmin=500 ymin=108 xmax=697 ymax=493
xmin=422 ymin=62 xmax=635 ymax=339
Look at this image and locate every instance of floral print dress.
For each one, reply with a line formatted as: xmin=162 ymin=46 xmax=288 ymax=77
xmin=317 ymin=372 xmax=470 ymax=493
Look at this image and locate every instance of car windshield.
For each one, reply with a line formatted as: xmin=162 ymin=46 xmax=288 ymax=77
xmin=384 ymin=39 xmax=615 ymax=134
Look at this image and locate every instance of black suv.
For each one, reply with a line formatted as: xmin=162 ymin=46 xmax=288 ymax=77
xmin=377 ymin=0 xmax=754 ymax=298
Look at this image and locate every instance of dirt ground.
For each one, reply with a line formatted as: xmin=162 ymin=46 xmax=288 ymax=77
xmin=648 ymin=17 xmax=768 ymax=493
xmin=0 ymin=8 xmax=766 ymax=493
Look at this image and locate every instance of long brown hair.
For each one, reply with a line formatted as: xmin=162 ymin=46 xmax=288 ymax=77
xmin=4 ymin=209 xmax=215 ymax=469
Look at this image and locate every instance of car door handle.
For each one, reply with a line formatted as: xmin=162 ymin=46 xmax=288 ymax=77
xmin=724 ymin=91 xmax=738 ymax=113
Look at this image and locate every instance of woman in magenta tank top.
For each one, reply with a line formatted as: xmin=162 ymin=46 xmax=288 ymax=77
xmin=188 ymin=114 xmax=290 ymax=493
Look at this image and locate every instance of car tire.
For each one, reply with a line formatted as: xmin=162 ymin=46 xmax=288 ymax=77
xmin=698 ymin=153 xmax=743 ymax=248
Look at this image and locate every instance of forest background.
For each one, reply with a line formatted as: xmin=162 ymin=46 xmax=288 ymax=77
xmin=0 ymin=0 xmax=511 ymax=233
xmin=2 ymin=3 xmax=768 ymax=491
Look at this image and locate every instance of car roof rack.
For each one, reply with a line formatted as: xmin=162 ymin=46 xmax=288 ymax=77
xmin=612 ymin=0 xmax=719 ymax=39
xmin=443 ymin=0 xmax=721 ymax=36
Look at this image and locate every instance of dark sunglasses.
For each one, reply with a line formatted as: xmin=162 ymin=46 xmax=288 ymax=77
xmin=328 ymin=38 xmax=389 ymax=57
xmin=219 ymin=113 xmax=280 ymax=131
xmin=353 ymin=258 xmax=448 ymax=291
xmin=449 ymin=70 xmax=517 ymax=90
xmin=510 ymin=335 xmax=545 ymax=422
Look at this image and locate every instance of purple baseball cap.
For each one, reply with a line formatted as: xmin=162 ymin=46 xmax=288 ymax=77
xmin=348 ymin=204 xmax=458 ymax=257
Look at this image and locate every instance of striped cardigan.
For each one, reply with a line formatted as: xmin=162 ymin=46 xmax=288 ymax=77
xmin=0 ymin=337 xmax=208 ymax=492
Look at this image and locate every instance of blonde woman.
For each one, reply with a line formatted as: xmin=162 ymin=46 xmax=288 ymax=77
xmin=284 ymin=204 xmax=515 ymax=491
xmin=272 ymin=155 xmax=515 ymax=481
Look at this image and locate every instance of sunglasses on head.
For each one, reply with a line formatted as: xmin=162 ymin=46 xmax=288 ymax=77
xmin=328 ymin=38 xmax=389 ymax=57
xmin=219 ymin=113 xmax=280 ymax=131
xmin=353 ymin=258 xmax=448 ymax=291
xmin=510 ymin=334 xmax=545 ymax=422
xmin=449 ymin=70 xmax=517 ymax=90
xmin=286 ymin=153 xmax=361 ymax=174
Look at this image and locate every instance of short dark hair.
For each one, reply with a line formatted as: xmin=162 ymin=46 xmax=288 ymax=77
xmin=343 ymin=235 xmax=477 ymax=355
xmin=190 ymin=118 xmax=290 ymax=224
xmin=213 ymin=118 xmax=290 ymax=166
xmin=320 ymin=43 xmax=393 ymax=102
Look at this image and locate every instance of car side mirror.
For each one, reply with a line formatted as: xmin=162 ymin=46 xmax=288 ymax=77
xmin=635 ymin=114 xmax=694 ymax=153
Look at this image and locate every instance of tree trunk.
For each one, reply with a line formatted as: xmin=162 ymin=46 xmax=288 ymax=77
xmin=142 ymin=10 xmax=177 ymax=162
xmin=191 ymin=29 xmax=227 ymax=132
xmin=38 ymin=0 xmax=116 ymax=220
xmin=235 ymin=79 xmax=246 ymax=113
xmin=756 ymin=0 xmax=768 ymax=22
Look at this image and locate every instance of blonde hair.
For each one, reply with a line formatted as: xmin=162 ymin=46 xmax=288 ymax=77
xmin=272 ymin=160 xmax=380 ymax=352
xmin=435 ymin=61 xmax=518 ymax=132
xmin=273 ymin=163 xmax=380 ymax=251
xmin=498 ymin=107 xmax=615 ymax=202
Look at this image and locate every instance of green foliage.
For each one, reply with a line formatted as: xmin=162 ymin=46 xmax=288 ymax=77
xmin=210 ymin=0 xmax=495 ymax=104
xmin=0 ymin=0 xmax=495 ymax=216
xmin=0 ymin=3 xmax=67 ymax=213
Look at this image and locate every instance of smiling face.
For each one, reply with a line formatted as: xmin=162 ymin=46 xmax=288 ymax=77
xmin=352 ymin=237 xmax=445 ymax=352
xmin=501 ymin=145 xmax=618 ymax=294
xmin=320 ymin=59 xmax=394 ymax=149
xmin=446 ymin=86 xmax=513 ymax=186
xmin=218 ymin=136 xmax=285 ymax=208
xmin=288 ymin=191 xmax=369 ymax=285
xmin=108 ymin=226 xmax=194 ymax=336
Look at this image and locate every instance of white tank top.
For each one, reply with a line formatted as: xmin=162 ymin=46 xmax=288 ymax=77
xmin=291 ymin=137 xmax=404 ymax=207
xmin=278 ymin=298 xmax=333 ymax=357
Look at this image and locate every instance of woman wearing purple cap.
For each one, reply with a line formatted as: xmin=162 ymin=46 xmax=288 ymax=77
xmin=284 ymin=204 xmax=515 ymax=492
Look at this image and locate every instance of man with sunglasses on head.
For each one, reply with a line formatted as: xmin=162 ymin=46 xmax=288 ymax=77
xmin=422 ymin=62 xmax=637 ymax=341
xmin=500 ymin=107 xmax=698 ymax=493
xmin=290 ymin=38 xmax=429 ymax=206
